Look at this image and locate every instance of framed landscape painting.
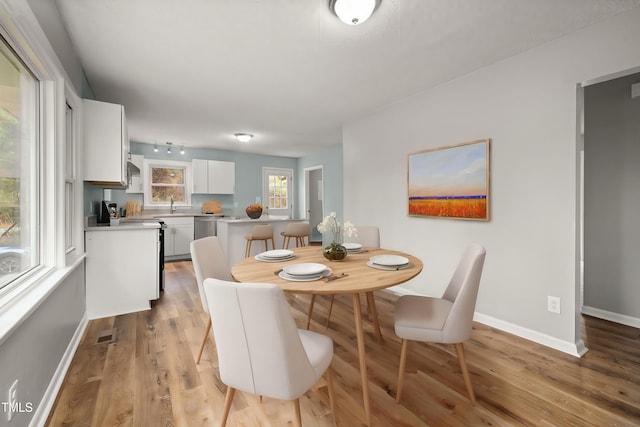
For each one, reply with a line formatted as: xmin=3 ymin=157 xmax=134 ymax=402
xmin=408 ymin=139 xmax=490 ymax=220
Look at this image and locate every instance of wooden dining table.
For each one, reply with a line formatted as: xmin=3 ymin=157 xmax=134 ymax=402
xmin=231 ymin=245 xmax=423 ymax=426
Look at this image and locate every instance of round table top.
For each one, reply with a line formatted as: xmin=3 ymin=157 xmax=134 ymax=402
xmin=231 ymin=245 xmax=423 ymax=295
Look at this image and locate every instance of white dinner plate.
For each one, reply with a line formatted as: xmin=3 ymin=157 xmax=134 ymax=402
xmin=283 ymin=262 xmax=328 ymax=276
xmin=370 ymin=255 xmax=409 ymax=267
xmin=279 ymin=268 xmax=332 ymax=282
xmin=260 ymin=249 xmax=294 ymax=259
xmin=342 ymin=242 xmax=363 ymax=251
xmin=255 ymin=254 xmax=294 ymax=262
xmin=366 ymin=261 xmax=411 ymax=271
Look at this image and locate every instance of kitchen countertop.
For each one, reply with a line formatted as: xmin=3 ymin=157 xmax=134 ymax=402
xmin=86 ymin=221 xmax=161 ymax=231
xmin=217 ymin=217 xmax=303 ymax=223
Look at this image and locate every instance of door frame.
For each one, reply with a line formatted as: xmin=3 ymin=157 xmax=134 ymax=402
xmin=304 ymin=165 xmax=324 ymax=242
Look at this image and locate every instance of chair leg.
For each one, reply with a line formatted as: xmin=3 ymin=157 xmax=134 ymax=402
xmin=325 ymin=295 xmax=335 ymax=329
xmin=282 ymin=235 xmax=290 ymax=249
xmin=292 ymin=399 xmax=302 ymax=427
xmin=245 ymin=240 xmax=251 ymax=258
xmin=306 ymin=295 xmax=316 ymax=330
xmin=396 ymin=339 xmax=409 ymax=403
xmin=325 ymin=366 xmax=336 ymax=418
xmin=196 ymin=317 xmax=212 ymax=364
xmin=454 ymin=342 xmax=477 ymax=405
xmin=220 ymin=386 xmax=236 ymax=427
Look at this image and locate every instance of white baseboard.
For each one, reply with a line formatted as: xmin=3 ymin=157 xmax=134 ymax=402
xmin=582 ymin=305 xmax=640 ymax=328
xmin=473 ymin=312 xmax=587 ymax=357
xmin=383 ymin=287 xmax=587 ymax=357
xmin=30 ymin=314 xmax=89 ymax=427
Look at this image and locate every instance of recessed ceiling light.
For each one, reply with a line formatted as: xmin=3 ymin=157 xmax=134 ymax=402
xmin=234 ymin=133 xmax=253 ymax=143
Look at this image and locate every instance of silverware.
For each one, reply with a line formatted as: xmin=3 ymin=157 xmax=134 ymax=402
xmin=274 ymin=269 xmax=283 ymax=276
xmin=324 ymin=273 xmax=348 ymax=282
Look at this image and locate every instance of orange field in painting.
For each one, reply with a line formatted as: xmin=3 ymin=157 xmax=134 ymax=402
xmin=409 ymin=198 xmax=487 ymax=219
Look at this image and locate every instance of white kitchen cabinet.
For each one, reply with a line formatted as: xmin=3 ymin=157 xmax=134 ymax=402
xmin=126 ymin=154 xmax=144 ymax=193
xmin=209 ymin=160 xmax=235 ymax=194
xmin=192 ymin=159 xmax=209 ymax=194
xmin=85 ymin=225 xmax=160 ymax=319
xmin=83 ymin=99 xmax=129 ymax=186
xmin=159 ymin=216 xmax=194 ymax=258
xmin=192 ymin=159 xmax=235 ymax=194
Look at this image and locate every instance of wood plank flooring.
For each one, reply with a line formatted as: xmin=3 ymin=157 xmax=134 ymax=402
xmin=45 ymin=261 xmax=640 ymax=426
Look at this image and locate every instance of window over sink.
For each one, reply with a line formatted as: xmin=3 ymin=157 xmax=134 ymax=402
xmin=143 ymin=159 xmax=192 ymax=208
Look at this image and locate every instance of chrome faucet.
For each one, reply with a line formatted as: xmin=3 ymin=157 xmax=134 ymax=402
xmin=170 ymin=195 xmax=176 ymax=214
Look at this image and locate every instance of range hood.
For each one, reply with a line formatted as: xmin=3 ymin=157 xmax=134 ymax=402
xmin=127 ymin=160 xmax=141 ymax=176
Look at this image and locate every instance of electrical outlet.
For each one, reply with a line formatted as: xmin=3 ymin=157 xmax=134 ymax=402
xmin=547 ymin=296 xmax=561 ymax=314
xmin=7 ymin=379 xmax=18 ymax=421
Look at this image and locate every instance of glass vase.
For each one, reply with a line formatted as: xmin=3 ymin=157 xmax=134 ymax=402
xmin=323 ymin=242 xmax=348 ymax=261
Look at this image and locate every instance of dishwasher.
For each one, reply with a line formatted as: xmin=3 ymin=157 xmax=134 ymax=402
xmin=194 ymin=216 xmax=218 ymax=239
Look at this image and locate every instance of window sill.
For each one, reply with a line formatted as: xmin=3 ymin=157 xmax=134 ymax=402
xmin=0 ymin=256 xmax=86 ymax=345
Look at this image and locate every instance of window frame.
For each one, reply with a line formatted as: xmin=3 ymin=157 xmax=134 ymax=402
xmin=142 ymin=158 xmax=192 ymax=208
xmin=0 ymin=1 xmax=84 ymax=316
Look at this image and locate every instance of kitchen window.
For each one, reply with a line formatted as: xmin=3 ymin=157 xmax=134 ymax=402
xmin=0 ymin=34 xmax=39 ymax=289
xmin=143 ymin=159 xmax=192 ymax=207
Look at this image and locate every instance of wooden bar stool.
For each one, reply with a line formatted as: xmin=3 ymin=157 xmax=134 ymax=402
xmin=280 ymin=222 xmax=310 ymax=249
xmin=244 ymin=224 xmax=275 ymax=257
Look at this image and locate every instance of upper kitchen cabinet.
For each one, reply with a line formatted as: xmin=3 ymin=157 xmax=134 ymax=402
xmin=83 ymin=99 xmax=129 ymax=186
xmin=192 ymin=159 xmax=235 ymax=194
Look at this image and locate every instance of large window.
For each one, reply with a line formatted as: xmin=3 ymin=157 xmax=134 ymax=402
xmin=143 ymin=159 xmax=191 ymax=207
xmin=0 ymin=35 xmax=39 ymax=288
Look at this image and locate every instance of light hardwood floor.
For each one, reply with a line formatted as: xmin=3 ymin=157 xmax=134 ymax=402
xmin=45 ymin=261 xmax=640 ymax=426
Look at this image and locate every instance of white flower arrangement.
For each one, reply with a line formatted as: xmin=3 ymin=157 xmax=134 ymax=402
xmin=317 ymin=212 xmax=358 ymax=244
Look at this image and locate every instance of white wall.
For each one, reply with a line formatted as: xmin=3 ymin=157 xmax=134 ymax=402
xmin=583 ymin=72 xmax=640 ymax=325
xmin=343 ymin=8 xmax=640 ymax=355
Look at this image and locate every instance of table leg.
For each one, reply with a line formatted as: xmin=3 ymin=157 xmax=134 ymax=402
xmin=352 ymin=293 xmax=371 ymax=426
xmin=366 ymin=291 xmax=384 ymax=344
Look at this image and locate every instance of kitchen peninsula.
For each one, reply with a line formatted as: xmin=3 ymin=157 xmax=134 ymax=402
xmin=217 ymin=217 xmax=307 ymax=266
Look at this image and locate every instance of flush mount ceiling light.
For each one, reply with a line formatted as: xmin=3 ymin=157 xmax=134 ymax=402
xmin=234 ymin=133 xmax=253 ymax=143
xmin=329 ymin=0 xmax=380 ymax=25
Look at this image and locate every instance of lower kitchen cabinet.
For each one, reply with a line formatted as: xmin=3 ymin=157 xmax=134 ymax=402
xmin=159 ymin=216 xmax=194 ymax=259
xmin=85 ymin=225 xmax=160 ymax=319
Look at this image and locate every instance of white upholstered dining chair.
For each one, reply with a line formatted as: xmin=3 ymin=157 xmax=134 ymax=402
xmin=203 ymin=278 xmax=336 ymax=427
xmin=189 ymin=236 xmax=234 ymax=364
xmin=394 ymin=243 xmax=486 ymax=404
xmin=307 ymin=226 xmax=381 ymax=330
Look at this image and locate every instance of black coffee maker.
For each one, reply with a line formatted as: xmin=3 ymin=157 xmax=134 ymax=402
xmin=98 ymin=200 xmax=118 ymax=223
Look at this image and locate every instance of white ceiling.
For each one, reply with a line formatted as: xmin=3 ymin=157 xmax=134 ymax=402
xmin=54 ymin=0 xmax=640 ymax=157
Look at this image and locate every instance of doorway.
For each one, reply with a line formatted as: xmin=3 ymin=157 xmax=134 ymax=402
xmin=580 ymin=68 xmax=640 ymax=328
xmin=304 ymin=166 xmax=324 ymax=243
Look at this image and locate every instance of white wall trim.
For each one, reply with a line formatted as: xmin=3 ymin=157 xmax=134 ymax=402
xmin=474 ymin=313 xmax=587 ymax=357
xmin=383 ymin=288 xmax=588 ymax=357
xmin=582 ymin=305 xmax=640 ymax=329
xmin=29 ymin=313 xmax=88 ymax=427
